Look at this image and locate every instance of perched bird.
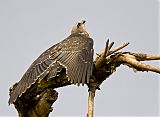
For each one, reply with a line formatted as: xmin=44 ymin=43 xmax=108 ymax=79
xmin=9 ymin=20 xmax=94 ymax=104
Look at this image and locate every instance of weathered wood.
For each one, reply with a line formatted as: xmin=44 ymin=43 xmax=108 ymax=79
xmin=87 ymin=91 xmax=95 ymax=117
xmin=28 ymin=88 xmax=58 ymax=117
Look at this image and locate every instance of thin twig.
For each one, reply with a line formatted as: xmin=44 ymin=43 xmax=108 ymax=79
xmin=108 ymin=42 xmax=114 ymax=50
xmin=103 ymin=39 xmax=109 ymax=57
xmin=95 ymin=40 xmax=111 ymax=69
xmin=108 ymin=42 xmax=130 ymax=56
xmin=98 ymin=42 xmax=129 ymax=57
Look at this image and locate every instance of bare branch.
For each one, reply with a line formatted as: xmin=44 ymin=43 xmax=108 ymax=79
xmin=103 ymin=39 xmax=109 ymax=57
xmin=95 ymin=41 xmax=109 ymax=69
xmin=115 ymin=54 xmax=160 ymax=74
xmin=87 ymin=91 xmax=95 ymax=117
xmin=109 ymin=42 xmax=129 ymax=55
xmin=98 ymin=42 xmax=129 ymax=56
xmin=87 ymin=42 xmax=160 ymax=117
xmin=108 ymin=41 xmax=114 ymax=50
xmin=129 ymin=53 xmax=160 ymax=61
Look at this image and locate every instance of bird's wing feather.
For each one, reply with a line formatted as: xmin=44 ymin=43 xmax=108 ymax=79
xmin=9 ymin=34 xmax=94 ymax=104
xmin=51 ymin=34 xmax=94 ymax=85
xmin=8 ymin=44 xmax=61 ymax=104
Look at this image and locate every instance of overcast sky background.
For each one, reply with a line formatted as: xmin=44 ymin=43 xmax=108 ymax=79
xmin=0 ymin=0 xmax=159 ymax=116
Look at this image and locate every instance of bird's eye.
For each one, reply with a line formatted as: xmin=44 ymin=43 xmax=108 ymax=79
xmin=82 ymin=20 xmax=86 ymax=24
xmin=77 ymin=23 xmax=81 ymax=28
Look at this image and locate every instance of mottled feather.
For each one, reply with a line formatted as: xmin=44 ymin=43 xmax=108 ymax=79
xmin=9 ymin=33 xmax=93 ymax=104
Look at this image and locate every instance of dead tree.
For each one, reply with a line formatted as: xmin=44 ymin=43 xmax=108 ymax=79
xmin=9 ymin=40 xmax=160 ymax=117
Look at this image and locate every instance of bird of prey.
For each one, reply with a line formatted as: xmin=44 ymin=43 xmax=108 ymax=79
xmin=9 ymin=20 xmax=94 ymax=104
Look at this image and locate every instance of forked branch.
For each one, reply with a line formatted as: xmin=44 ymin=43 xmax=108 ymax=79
xmin=87 ymin=40 xmax=160 ymax=117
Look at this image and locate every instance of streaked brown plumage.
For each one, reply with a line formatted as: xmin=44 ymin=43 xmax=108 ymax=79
xmin=9 ymin=20 xmax=94 ymax=104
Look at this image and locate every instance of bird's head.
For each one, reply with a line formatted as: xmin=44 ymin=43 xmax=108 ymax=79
xmin=71 ymin=20 xmax=89 ymax=37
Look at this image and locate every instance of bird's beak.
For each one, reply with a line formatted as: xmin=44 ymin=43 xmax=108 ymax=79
xmin=81 ymin=20 xmax=86 ymax=24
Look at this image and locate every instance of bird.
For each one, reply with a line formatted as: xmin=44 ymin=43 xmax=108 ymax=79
xmin=8 ymin=20 xmax=94 ymax=105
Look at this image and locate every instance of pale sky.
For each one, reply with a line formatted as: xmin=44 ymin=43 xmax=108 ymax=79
xmin=0 ymin=0 xmax=159 ymax=116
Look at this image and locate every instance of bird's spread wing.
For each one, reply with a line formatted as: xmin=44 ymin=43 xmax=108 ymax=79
xmin=51 ymin=34 xmax=94 ymax=85
xmin=9 ymin=34 xmax=94 ymax=104
xmin=8 ymin=44 xmax=60 ymax=104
